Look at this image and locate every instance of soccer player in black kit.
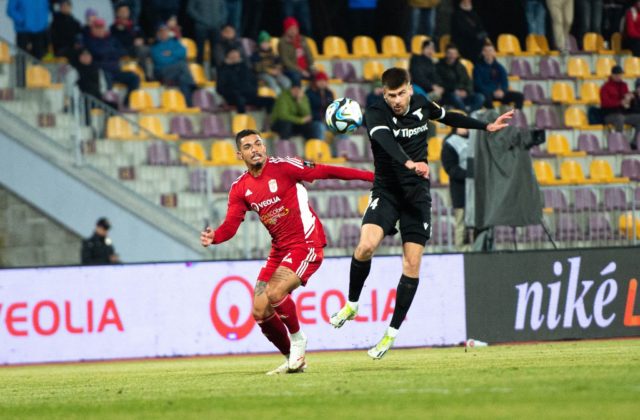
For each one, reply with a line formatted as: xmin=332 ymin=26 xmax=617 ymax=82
xmin=330 ymin=68 xmax=513 ymax=359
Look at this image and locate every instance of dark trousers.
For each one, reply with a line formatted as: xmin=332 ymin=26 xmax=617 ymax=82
xmin=16 ymin=31 xmax=48 ymax=59
xmin=220 ymin=90 xmax=274 ymax=114
xmin=443 ymin=91 xmax=485 ymax=113
xmin=193 ymin=25 xmax=219 ymax=67
xmin=483 ymin=90 xmax=524 ymax=109
xmin=155 ymin=62 xmax=196 ymax=106
xmin=272 ymin=119 xmax=314 ymax=140
xmin=106 ymin=71 xmax=140 ymax=103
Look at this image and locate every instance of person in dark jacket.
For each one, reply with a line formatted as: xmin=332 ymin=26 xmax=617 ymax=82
xmin=251 ymin=30 xmax=291 ymax=95
xmin=409 ymin=39 xmax=443 ymax=102
xmin=442 ymin=126 xmax=470 ymax=251
xmin=7 ymin=0 xmax=49 ymax=59
xmin=151 ymin=24 xmax=196 ymax=106
xmin=213 ymin=24 xmax=248 ymax=69
xmin=436 ymin=44 xmax=484 ymax=113
xmin=148 ymin=0 xmax=180 ymax=28
xmin=81 ymin=218 xmax=120 ymax=265
xmin=217 ymin=48 xmax=273 ymax=113
xmin=305 ymin=71 xmax=334 ymax=139
xmin=271 ymin=79 xmax=314 ymax=140
xmin=451 ymin=0 xmax=488 ymax=62
xmin=473 ymin=43 xmax=523 ymax=109
xmin=187 ymin=0 xmax=227 ymax=67
xmin=110 ymin=3 xmax=150 ymax=78
xmin=50 ymin=0 xmax=82 ymax=58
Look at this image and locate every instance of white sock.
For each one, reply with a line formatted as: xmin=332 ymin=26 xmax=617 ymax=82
xmin=348 ymin=301 xmax=359 ymax=311
xmin=386 ymin=326 xmax=399 ymax=338
xmin=290 ymin=330 xmax=305 ymax=341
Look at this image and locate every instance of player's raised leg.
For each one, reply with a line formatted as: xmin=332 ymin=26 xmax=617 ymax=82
xmin=368 ymin=241 xmax=423 ymax=359
xmin=330 ymin=224 xmax=384 ymax=328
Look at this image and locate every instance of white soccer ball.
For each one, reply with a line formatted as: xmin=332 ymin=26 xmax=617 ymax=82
xmin=325 ymin=97 xmax=363 ymax=134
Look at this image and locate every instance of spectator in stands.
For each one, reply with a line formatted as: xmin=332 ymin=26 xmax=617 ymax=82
xmin=50 ymin=0 xmax=82 ymax=59
xmin=84 ymin=18 xmax=140 ymax=102
xmin=81 ymin=218 xmax=120 ymax=265
xmin=451 ymin=0 xmax=488 ymax=61
xmin=305 ymin=71 xmax=334 ymax=140
xmin=69 ymin=48 xmax=107 ymax=100
xmin=187 ymin=0 xmax=227 ymax=68
xmin=437 ymin=44 xmax=484 ymax=113
xmin=408 ymin=0 xmax=440 ymax=40
xmin=600 ymin=65 xmax=640 ymax=149
xmin=473 ymin=42 xmax=524 ymax=109
xmin=217 ymin=48 xmax=273 ymax=113
xmin=282 ymin=0 xmax=313 ymax=36
xmin=347 ymin=0 xmax=378 ymax=42
xmin=278 ymin=17 xmax=315 ymax=86
xmin=213 ymin=24 xmax=248 ymax=69
xmin=271 ymin=80 xmax=314 ymax=141
xmin=524 ymin=0 xmax=547 ymax=35
xmin=251 ymin=31 xmax=291 ymax=95
xmin=366 ymin=80 xmax=384 ymax=108
xmin=441 ymin=126 xmax=470 ymax=251
xmin=226 ymin=0 xmax=243 ymax=34
xmin=148 ymin=0 xmax=180 ymax=29
xmin=82 ymin=8 xmax=99 ymax=39
xmin=166 ymin=15 xmax=182 ymax=39
xmin=112 ymin=0 xmax=141 ymax=25
xmin=624 ymin=1 xmax=640 ymax=57
xmin=7 ymin=0 xmax=49 ymax=60
xmin=110 ymin=3 xmax=150 ymax=78
xmin=151 ymin=23 xmax=196 ymax=106
xmin=575 ymin=0 xmax=603 ymax=46
xmin=410 ymin=39 xmax=444 ymax=102
xmin=547 ymin=0 xmax=574 ymax=52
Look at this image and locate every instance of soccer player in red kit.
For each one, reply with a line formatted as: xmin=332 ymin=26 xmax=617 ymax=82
xmin=200 ymin=129 xmax=374 ymax=375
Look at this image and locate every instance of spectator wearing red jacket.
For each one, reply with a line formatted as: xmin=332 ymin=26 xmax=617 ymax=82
xmin=600 ymin=65 xmax=640 ymax=148
xmin=625 ymin=1 xmax=640 ymax=57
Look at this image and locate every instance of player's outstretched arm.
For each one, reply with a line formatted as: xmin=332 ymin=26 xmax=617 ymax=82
xmin=299 ymin=163 xmax=375 ymax=182
xmin=486 ymin=109 xmax=515 ymax=132
xmin=439 ymin=109 xmax=514 ymax=132
xmin=205 ymin=187 xmax=247 ymax=246
xmin=200 ymin=227 xmax=215 ymax=247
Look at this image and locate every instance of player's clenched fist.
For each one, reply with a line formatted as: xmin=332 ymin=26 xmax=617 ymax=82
xmin=200 ymin=227 xmax=215 ymax=247
xmin=413 ymin=162 xmax=430 ymax=179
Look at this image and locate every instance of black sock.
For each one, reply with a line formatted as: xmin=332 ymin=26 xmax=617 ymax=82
xmin=348 ymin=255 xmax=371 ymax=302
xmin=390 ymin=275 xmax=420 ymax=329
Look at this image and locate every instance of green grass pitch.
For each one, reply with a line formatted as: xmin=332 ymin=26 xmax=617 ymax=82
xmin=1 ymin=339 xmax=638 ymax=419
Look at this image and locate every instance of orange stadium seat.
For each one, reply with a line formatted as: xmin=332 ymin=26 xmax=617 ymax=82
xmin=546 ymin=134 xmax=586 ymax=157
xmin=305 ymin=139 xmax=346 ymax=163
xmin=594 ymin=57 xmax=616 ymax=78
xmin=26 ymin=65 xmax=52 ymax=88
xmin=551 ymin=82 xmax=577 ymax=104
xmin=619 ymin=212 xmax=640 ymax=239
xmin=567 ymin=57 xmax=593 ymax=79
xmin=525 ymin=34 xmax=557 ymax=55
xmin=161 ymin=89 xmax=199 ymax=113
xmin=564 ymin=106 xmax=603 ymax=130
xmin=583 ymin=32 xmax=613 ymax=54
xmin=579 ymin=82 xmax=600 ymax=105
xmin=232 ymin=113 xmax=257 ymax=133
xmin=0 ymin=41 xmax=10 ymax=63
xmin=560 ymin=160 xmax=588 ymax=184
xmin=352 ymin=35 xmax=379 ymax=58
xmin=306 ymin=37 xmax=321 ymax=59
xmin=382 ymin=35 xmax=409 ymax=58
xmin=129 ymin=89 xmax=158 ymax=113
xmin=533 ymin=161 xmax=565 ymax=185
xmin=106 ymin=116 xmax=136 ymax=140
xmin=322 ymin=36 xmax=350 ymax=58
xmin=180 ymin=141 xmax=213 ymax=165
xmin=589 ymin=160 xmax=629 ymax=183
xmin=624 ymin=57 xmax=640 ymax=77
xmin=497 ymin=34 xmax=524 ymax=55
xmin=460 ymin=59 xmax=473 ymax=77
xmin=210 ymin=140 xmax=241 ymax=165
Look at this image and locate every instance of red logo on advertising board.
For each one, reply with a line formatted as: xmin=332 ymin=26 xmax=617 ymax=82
xmin=210 ymin=276 xmax=255 ymax=340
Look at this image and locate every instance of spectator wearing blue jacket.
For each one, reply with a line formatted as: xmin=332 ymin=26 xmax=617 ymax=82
xmin=151 ymin=24 xmax=196 ymax=106
xmin=6 ymin=0 xmax=49 ymax=59
xmin=473 ymin=43 xmax=524 ymax=109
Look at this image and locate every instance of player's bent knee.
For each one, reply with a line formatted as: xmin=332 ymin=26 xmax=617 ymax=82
xmin=252 ymin=305 xmax=273 ymax=320
xmin=355 ymin=240 xmax=378 ymax=259
xmin=265 ymin=282 xmax=288 ymax=304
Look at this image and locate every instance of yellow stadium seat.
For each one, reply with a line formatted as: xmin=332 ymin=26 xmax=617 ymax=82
xmin=427 ymin=137 xmax=443 ymax=162
xmin=138 ymin=116 xmax=178 ymax=141
xmin=525 ymin=34 xmax=557 ymax=55
xmin=583 ymin=32 xmax=614 ymax=54
xmin=438 ymin=166 xmax=449 ymax=185
xmin=232 ymin=113 xmax=257 ymax=134
xmin=305 ymin=139 xmax=346 ymax=163
xmin=258 ymin=86 xmax=277 ymax=98
xmin=411 ymin=35 xmax=429 ymax=55
xmin=579 ymin=82 xmax=600 ymax=105
xmin=393 ymin=59 xmax=408 ymax=70
xmin=497 ymin=34 xmax=524 ymax=55
xmin=352 ymin=35 xmax=379 ymax=58
xmin=382 ymin=35 xmax=409 ymax=58
xmin=129 ymin=89 xmax=158 ymax=113
xmin=306 ymin=37 xmax=321 ymax=59
xmin=624 ymin=56 xmax=640 ymax=78
xmin=533 ymin=161 xmax=566 ymax=185
xmin=560 ymin=160 xmax=588 ymax=184
xmin=211 ymin=140 xmax=241 ymax=165
xmin=322 ymin=36 xmax=350 ymax=58
xmin=189 ymin=63 xmax=215 ymax=88
xmin=363 ymin=60 xmax=385 ymax=81
xmin=270 ymin=37 xmax=280 ymax=54
xmin=564 ymin=106 xmax=603 ymax=130
xmin=358 ymin=194 xmax=370 ymax=216
xmin=459 ymin=59 xmax=473 ymax=77
xmin=611 ymin=32 xmax=630 ymax=54
xmin=567 ymin=57 xmax=593 ymax=79
xmin=438 ymin=34 xmax=451 ymax=55
xmin=619 ymin=212 xmax=640 ymax=239
xmin=180 ymin=141 xmax=213 ymax=165
xmin=106 ymin=116 xmax=136 ymax=140
xmin=121 ymin=62 xmax=160 ymax=88
xmin=180 ymin=37 xmax=197 ymax=61
xmin=589 ymin=159 xmax=629 ymax=183
xmin=546 ymin=134 xmax=586 ymax=157
xmin=594 ymin=57 xmax=617 ymax=78
xmin=551 ymin=82 xmax=577 ymax=104
xmin=26 ymin=65 xmax=52 ymax=88
xmin=161 ymin=89 xmax=200 ymax=113
xmin=0 ymin=41 xmax=10 ymax=63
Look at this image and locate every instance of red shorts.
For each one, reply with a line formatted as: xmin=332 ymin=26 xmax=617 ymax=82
xmin=257 ymin=245 xmax=324 ymax=285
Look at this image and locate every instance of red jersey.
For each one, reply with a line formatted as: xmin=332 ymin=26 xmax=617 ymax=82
xmin=213 ymin=157 xmax=374 ymax=249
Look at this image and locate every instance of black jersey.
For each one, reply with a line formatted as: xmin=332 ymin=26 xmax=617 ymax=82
xmin=364 ymin=95 xmax=446 ymax=191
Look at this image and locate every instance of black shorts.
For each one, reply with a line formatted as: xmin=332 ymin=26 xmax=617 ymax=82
xmin=361 ymin=184 xmax=432 ymax=246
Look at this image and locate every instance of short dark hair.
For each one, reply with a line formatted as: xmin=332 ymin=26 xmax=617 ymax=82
xmin=381 ymin=68 xmax=410 ymax=90
xmin=421 ymin=39 xmax=434 ymax=50
xmin=235 ymin=129 xmax=261 ymax=148
xmin=445 ymin=43 xmax=458 ymax=51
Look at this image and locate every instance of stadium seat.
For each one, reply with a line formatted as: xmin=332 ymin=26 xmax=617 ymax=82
xmin=211 ymin=140 xmax=240 ymax=165
xmin=169 ymin=115 xmax=199 ymax=139
xmin=547 ymin=134 xmax=586 ymax=157
xmin=411 ymin=35 xmax=429 ymax=55
xmin=257 ymin=86 xmax=277 ymax=98
xmin=428 ymin=137 xmax=443 ymax=162
xmin=460 ymin=59 xmax=473 ymax=77
xmin=106 ymin=116 xmax=136 ymax=140
xmin=579 ymin=82 xmax=600 ymax=105
xmin=358 ymin=194 xmax=370 ymax=215
xmin=180 ymin=38 xmax=197 ymax=61
xmin=275 ymin=139 xmax=300 ymax=157
xmin=336 ymin=138 xmax=366 ymax=161
xmin=0 ymin=41 xmax=10 ymax=63
xmin=540 ymin=57 xmax=563 ymax=79
xmin=395 ymin=59 xmax=409 ymax=70
xmin=139 ymin=116 xmax=178 ymax=140
xmin=129 ymin=89 xmax=158 ymax=113
xmin=535 ymin=106 xmax=563 ymax=129
xmin=525 ymin=34 xmax=557 ymax=55
xmin=611 ymin=32 xmax=630 ymax=54
xmin=524 ymin=83 xmax=550 ymax=105
xmin=560 ymin=160 xmax=588 ymax=184
xmin=574 ymin=189 xmax=598 ymax=211
xmin=551 ymin=82 xmax=577 ymax=104
xmin=240 ymin=37 xmax=257 ymax=56
xmin=382 ymin=35 xmax=409 ymax=58
xmin=304 ymin=139 xmax=346 ymax=163
xmin=179 ymin=141 xmax=213 ymax=165
xmin=352 ymin=35 xmax=380 ymax=58
xmin=497 ymin=34 xmax=524 ymax=55
xmin=589 ymin=159 xmax=629 ymax=183
xmin=511 ymin=59 xmax=534 ymax=79
xmin=232 ymin=113 xmax=257 ymax=133
xmin=624 ymin=56 xmax=640 ymax=77
xmin=363 ymin=61 xmax=385 ymax=81
xmin=594 ymin=57 xmax=616 ymax=78
xmin=564 ymin=106 xmax=603 ymax=130
xmin=26 ymin=65 xmax=53 ymax=88
xmin=533 ymin=161 xmax=564 ymax=185
xmin=543 ymin=189 xmax=569 ymax=210
xmin=189 ymin=63 xmax=215 ymax=88
xmin=121 ymin=62 xmax=160 ymax=88
xmin=161 ymin=89 xmax=200 ymax=113
xmin=192 ymin=89 xmax=218 ymax=113
xmin=583 ymin=32 xmax=614 ymax=54
xmin=333 ymin=61 xmax=358 ymax=82
xmin=567 ymin=57 xmax=593 ymax=79
xmin=438 ymin=34 xmax=451 ymax=54
xmin=603 ymin=187 xmax=629 ymax=210
xmin=322 ymin=36 xmax=350 ymax=58
xmin=270 ymin=37 xmax=280 ymax=54
xmin=306 ymin=37 xmax=321 ymax=59
xmin=618 ymin=212 xmax=640 ymax=239
xmin=438 ymin=166 xmax=449 ymax=185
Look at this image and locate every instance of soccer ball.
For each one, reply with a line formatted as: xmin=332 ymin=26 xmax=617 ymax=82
xmin=325 ymin=97 xmax=363 ymax=134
